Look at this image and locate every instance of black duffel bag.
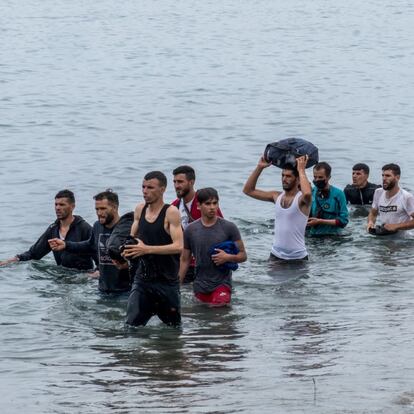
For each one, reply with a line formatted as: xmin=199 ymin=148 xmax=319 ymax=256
xmin=264 ymin=137 xmax=319 ymax=169
xmin=107 ymin=211 xmax=134 ymax=262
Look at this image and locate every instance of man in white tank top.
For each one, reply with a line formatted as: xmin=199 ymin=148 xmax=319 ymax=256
xmin=367 ymin=163 xmax=414 ymax=233
xmin=243 ymin=155 xmax=312 ymax=260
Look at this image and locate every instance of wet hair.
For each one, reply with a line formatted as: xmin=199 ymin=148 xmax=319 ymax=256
xmin=314 ymin=162 xmax=332 ymax=177
xmin=172 ymin=165 xmax=196 ymax=181
xmin=382 ymin=163 xmax=401 ymax=176
xmin=197 ymin=187 xmax=219 ymax=204
xmin=93 ymin=189 xmax=119 ymax=207
xmin=144 ymin=171 xmax=167 ymax=187
xmin=352 ymin=163 xmax=370 ymax=175
xmin=55 ymin=189 xmax=75 ymax=204
xmin=283 ymin=164 xmax=299 ymax=178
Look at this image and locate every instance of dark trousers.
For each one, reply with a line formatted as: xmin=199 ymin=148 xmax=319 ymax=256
xmin=126 ymin=279 xmax=181 ymax=327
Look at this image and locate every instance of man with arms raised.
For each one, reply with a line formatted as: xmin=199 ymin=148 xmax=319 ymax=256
xmin=171 ymin=165 xmax=223 ymax=283
xmin=123 ymin=171 xmax=183 ymax=327
xmin=49 ymin=190 xmax=131 ymax=293
xmin=179 ymin=188 xmax=247 ymax=307
xmin=344 ymin=163 xmax=380 ymax=205
xmin=243 ymin=155 xmax=312 ymax=261
xmin=367 ymin=163 xmax=414 ymax=233
xmin=0 ymin=190 xmax=94 ymax=270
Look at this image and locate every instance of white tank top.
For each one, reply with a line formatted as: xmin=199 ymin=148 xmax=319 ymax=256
xmin=271 ymin=191 xmax=308 ymax=260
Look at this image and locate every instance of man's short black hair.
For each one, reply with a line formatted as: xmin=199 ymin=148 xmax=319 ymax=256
xmin=197 ymin=187 xmax=219 ymax=204
xmin=382 ymin=163 xmax=401 ymax=176
xmin=144 ymin=171 xmax=167 ymax=187
xmin=55 ymin=189 xmax=75 ymax=204
xmin=172 ymin=165 xmax=196 ymax=181
xmin=283 ymin=164 xmax=299 ymax=178
xmin=93 ymin=189 xmax=119 ymax=207
xmin=314 ymin=162 xmax=332 ymax=177
xmin=352 ymin=163 xmax=370 ymax=174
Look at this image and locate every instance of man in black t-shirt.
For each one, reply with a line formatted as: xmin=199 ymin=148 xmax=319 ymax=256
xmin=344 ymin=163 xmax=380 ymax=205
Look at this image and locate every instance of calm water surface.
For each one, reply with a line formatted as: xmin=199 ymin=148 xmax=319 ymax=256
xmin=1 ymin=1 xmax=414 ymax=413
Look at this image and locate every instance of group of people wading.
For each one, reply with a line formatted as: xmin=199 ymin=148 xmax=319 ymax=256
xmin=2 ymin=156 xmax=414 ymax=328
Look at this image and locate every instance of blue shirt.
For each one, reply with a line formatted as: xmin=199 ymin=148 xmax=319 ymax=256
xmin=309 ymin=185 xmax=349 ymax=236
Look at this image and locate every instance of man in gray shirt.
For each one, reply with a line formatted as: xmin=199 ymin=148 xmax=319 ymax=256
xmin=179 ymin=188 xmax=247 ymax=307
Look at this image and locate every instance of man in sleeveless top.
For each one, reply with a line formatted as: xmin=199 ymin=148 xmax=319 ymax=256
xmin=49 ymin=190 xmax=131 ymax=293
xmin=171 ymin=165 xmax=223 ymax=283
xmin=0 ymin=189 xmax=95 ymax=270
xmin=243 ymin=155 xmax=312 ymax=261
xmin=367 ymin=163 xmax=414 ymax=233
xmin=123 ymin=171 xmax=183 ymax=327
xmin=179 ymin=188 xmax=247 ymax=307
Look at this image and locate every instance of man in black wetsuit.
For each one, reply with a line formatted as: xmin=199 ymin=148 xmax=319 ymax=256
xmin=0 ymin=190 xmax=94 ymax=270
xmin=344 ymin=163 xmax=380 ymax=205
xmin=49 ymin=190 xmax=131 ymax=294
xmin=123 ymin=171 xmax=183 ymax=327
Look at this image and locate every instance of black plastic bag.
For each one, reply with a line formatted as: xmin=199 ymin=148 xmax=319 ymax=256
xmin=264 ymin=138 xmax=319 ymax=169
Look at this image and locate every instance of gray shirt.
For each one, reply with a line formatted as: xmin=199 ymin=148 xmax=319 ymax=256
xmin=184 ymin=217 xmax=241 ymax=294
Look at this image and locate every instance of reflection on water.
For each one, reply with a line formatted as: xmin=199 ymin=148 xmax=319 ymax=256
xmin=2 ymin=0 xmax=414 ymax=412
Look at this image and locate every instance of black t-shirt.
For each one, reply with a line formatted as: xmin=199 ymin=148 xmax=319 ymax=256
xmin=344 ymin=182 xmax=381 ymax=205
xmin=66 ymin=221 xmax=131 ymax=293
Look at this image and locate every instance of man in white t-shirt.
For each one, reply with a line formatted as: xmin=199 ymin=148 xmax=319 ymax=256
xmin=367 ymin=163 xmax=414 ymax=233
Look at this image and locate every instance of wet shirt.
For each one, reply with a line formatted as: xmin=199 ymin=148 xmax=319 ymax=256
xmin=372 ymin=188 xmax=414 ymax=225
xmin=344 ymin=182 xmax=380 ymax=205
xmin=309 ymin=185 xmax=349 ymax=236
xmin=184 ymin=218 xmax=241 ymax=294
xmin=16 ymin=215 xmax=95 ymax=270
xmin=65 ymin=221 xmax=130 ymax=293
xmin=136 ymin=204 xmax=179 ymax=283
xmin=272 ymin=191 xmax=308 ymax=259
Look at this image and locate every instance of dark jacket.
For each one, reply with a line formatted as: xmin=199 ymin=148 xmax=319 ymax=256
xmin=65 ymin=217 xmax=132 ymax=293
xmin=344 ymin=182 xmax=380 ymax=205
xmin=17 ymin=215 xmax=95 ymax=270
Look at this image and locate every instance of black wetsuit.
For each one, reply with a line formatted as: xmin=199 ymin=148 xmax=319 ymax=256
xmin=16 ymin=215 xmax=94 ymax=270
xmin=65 ymin=220 xmax=131 ymax=293
xmin=126 ymin=204 xmax=181 ymax=327
xmin=343 ymin=182 xmax=380 ymax=205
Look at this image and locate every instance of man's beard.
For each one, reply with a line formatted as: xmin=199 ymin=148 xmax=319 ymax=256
xmin=103 ymin=213 xmax=114 ymax=225
xmin=282 ymin=182 xmax=295 ymax=191
xmin=177 ymin=188 xmax=190 ymax=199
xmin=383 ymin=181 xmax=396 ymax=191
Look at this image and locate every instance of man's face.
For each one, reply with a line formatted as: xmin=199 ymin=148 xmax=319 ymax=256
xmin=55 ymin=197 xmax=74 ymax=220
xmin=173 ymin=174 xmax=194 ymax=199
xmin=95 ymin=199 xmax=117 ymax=226
xmin=281 ymin=169 xmax=298 ymax=191
xmin=199 ymin=198 xmax=219 ymax=219
xmin=352 ymin=169 xmax=369 ymax=188
xmin=313 ymin=168 xmax=330 ymax=189
xmin=382 ymin=169 xmax=399 ymax=191
xmin=142 ymin=178 xmax=165 ymax=204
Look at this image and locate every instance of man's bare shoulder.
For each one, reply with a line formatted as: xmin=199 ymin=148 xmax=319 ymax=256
xmin=166 ymin=204 xmax=180 ymax=220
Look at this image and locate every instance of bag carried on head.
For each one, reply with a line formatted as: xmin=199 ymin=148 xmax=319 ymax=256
xmin=264 ymin=137 xmax=319 ymax=169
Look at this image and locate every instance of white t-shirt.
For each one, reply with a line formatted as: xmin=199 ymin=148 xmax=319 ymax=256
xmin=178 ymin=197 xmax=195 ymax=230
xmin=372 ymin=188 xmax=414 ymax=225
